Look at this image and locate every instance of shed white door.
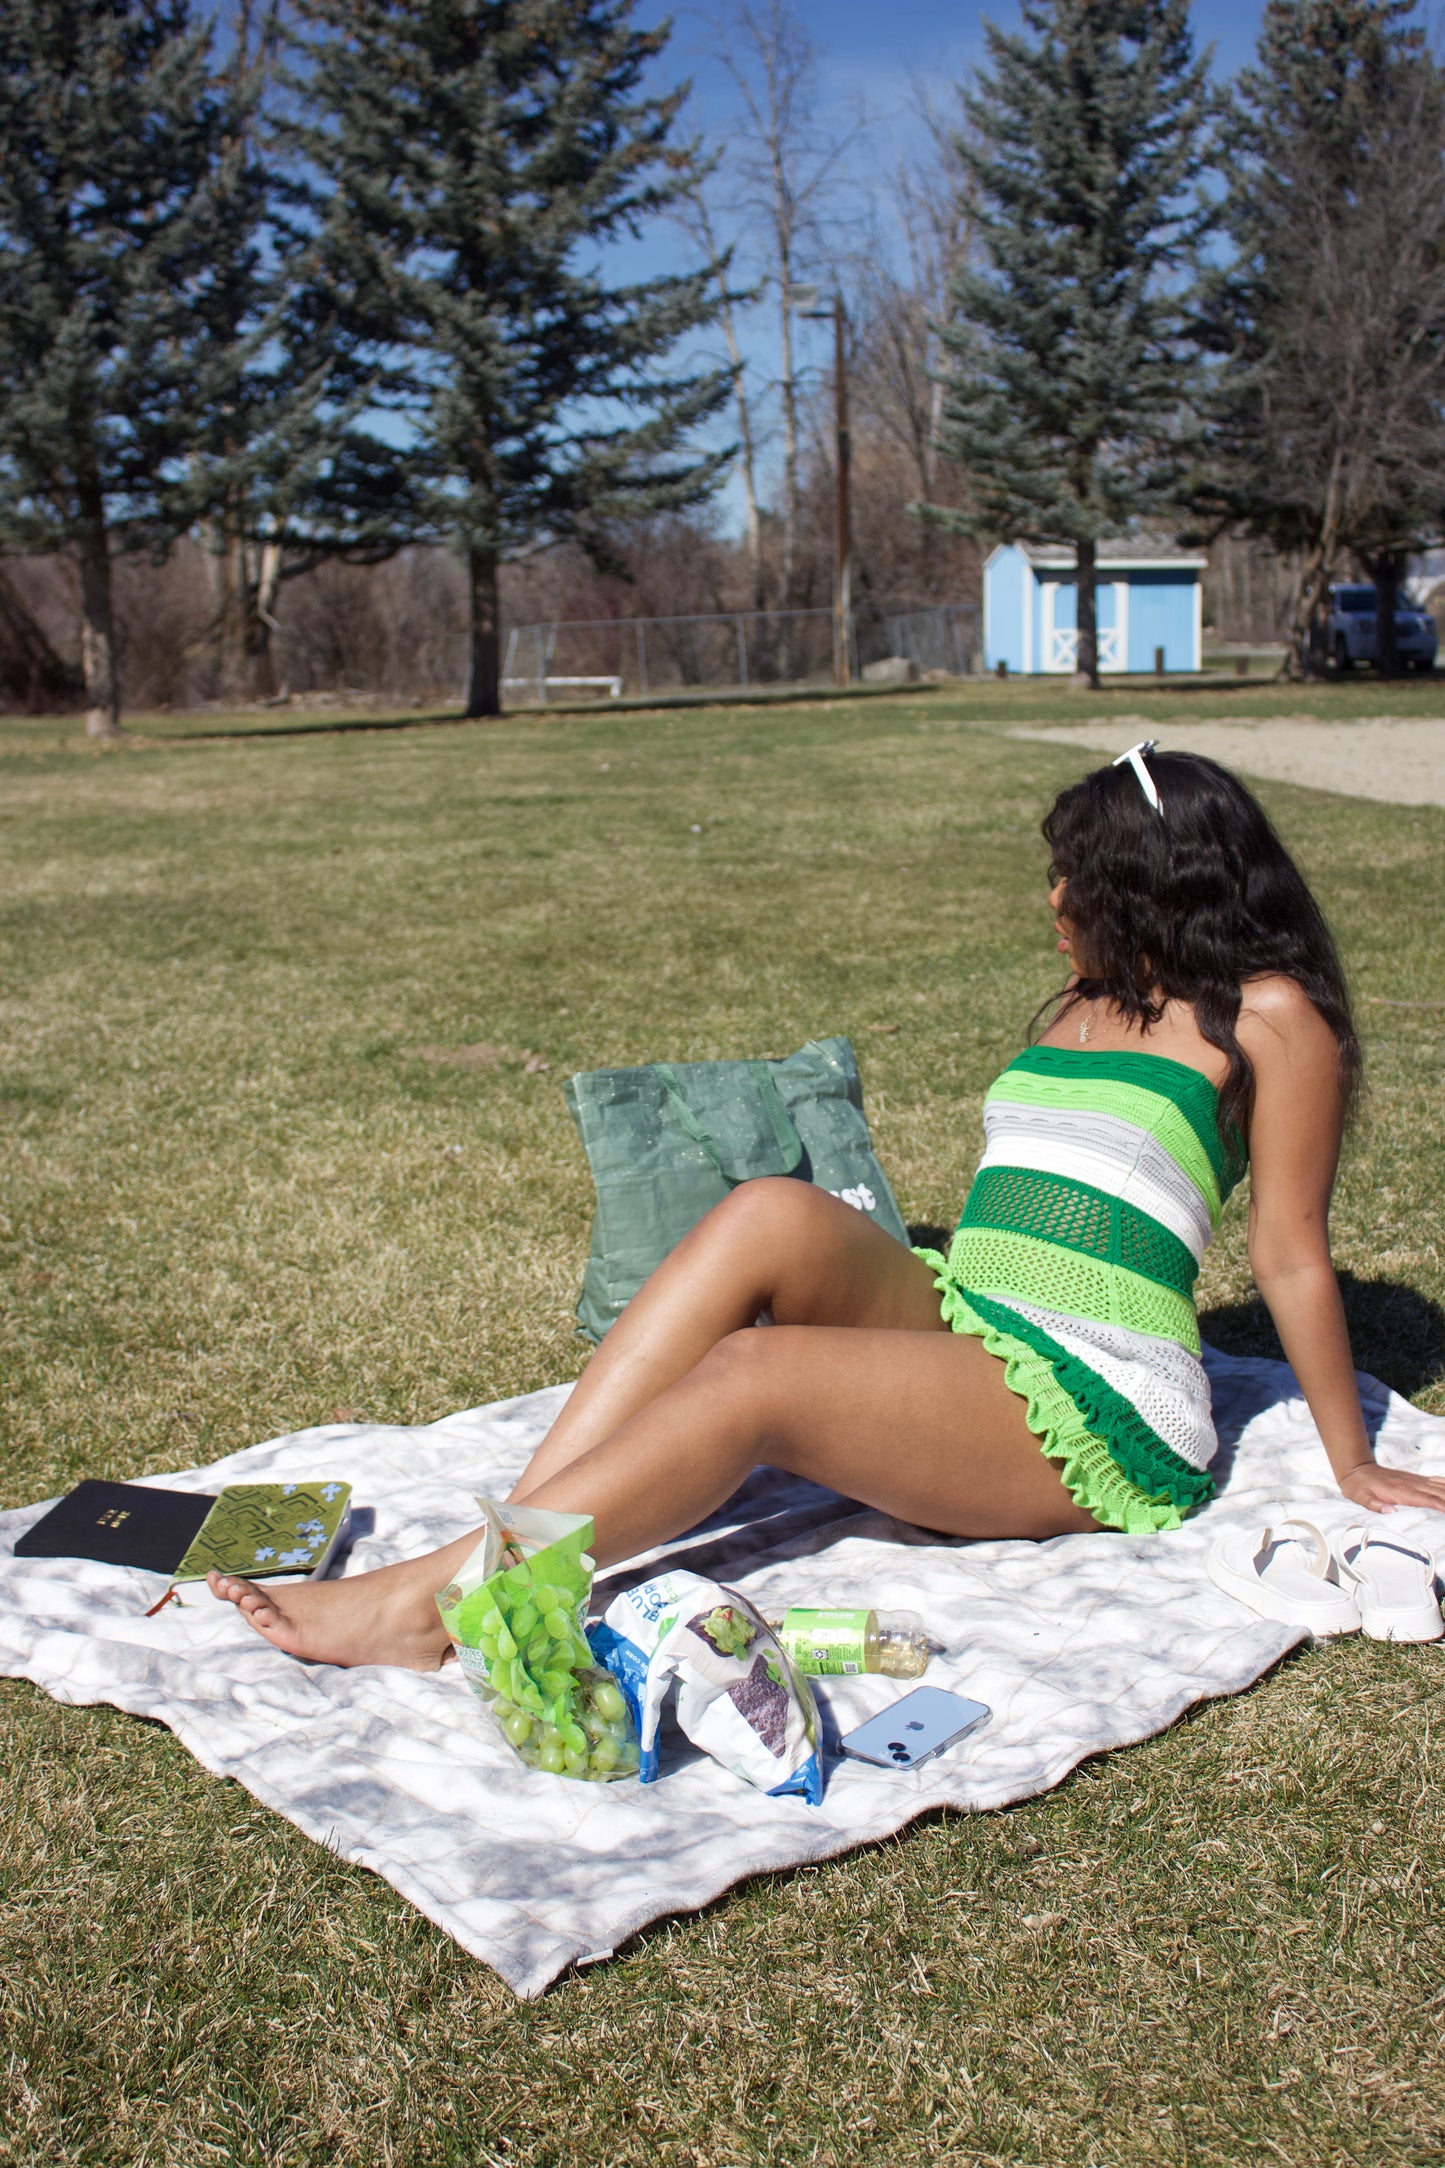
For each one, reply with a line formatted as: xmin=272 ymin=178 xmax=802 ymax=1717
xmin=1040 ymin=579 xmax=1124 ymax=672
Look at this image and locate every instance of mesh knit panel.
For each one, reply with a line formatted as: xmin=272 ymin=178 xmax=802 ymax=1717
xmin=978 ymin=1102 xmax=1214 ymax=1256
xmin=987 ymin=1070 xmax=1227 ymax=1221
xmin=947 ymin=1226 xmax=1202 ymax=1352
xmin=960 ymin=1165 xmax=1198 ymax=1297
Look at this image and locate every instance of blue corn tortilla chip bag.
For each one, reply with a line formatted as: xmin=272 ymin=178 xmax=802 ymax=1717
xmin=588 ymin=1569 xmax=824 ymax=1804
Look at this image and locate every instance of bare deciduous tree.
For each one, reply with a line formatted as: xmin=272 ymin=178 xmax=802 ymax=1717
xmin=852 ymin=84 xmax=976 ymax=511
xmin=711 ymin=0 xmax=856 ymax=610
xmin=675 ymin=165 xmax=767 ymax=607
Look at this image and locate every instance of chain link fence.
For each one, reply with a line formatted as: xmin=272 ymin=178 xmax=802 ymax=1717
xmin=500 ymin=601 xmax=979 ymax=704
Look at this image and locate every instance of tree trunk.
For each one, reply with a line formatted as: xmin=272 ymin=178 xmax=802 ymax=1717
xmin=778 ymin=267 xmax=799 ymax=628
xmin=76 ymin=506 xmax=121 ymax=736
xmin=464 ymin=546 xmax=501 ymax=716
xmin=692 ymin=189 xmax=765 ymax=611
xmin=735 ymin=365 xmax=765 ymax=612
xmin=1369 ymin=549 xmax=1402 ymax=677
xmin=1073 ymin=536 xmax=1099 ymax=690
xmin=247 ymin=538 xmax=283 ymax=699
xmin=1283 ymin=449 xmax=1343 ymax=680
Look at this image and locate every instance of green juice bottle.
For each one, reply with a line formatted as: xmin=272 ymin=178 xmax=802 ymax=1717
xmin=767 ymin=1607 xmax=930 ymax=1679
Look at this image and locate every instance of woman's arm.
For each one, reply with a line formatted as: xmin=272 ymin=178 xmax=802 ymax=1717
xmin=1238 ymin=978 xmax=1445 ymax=1517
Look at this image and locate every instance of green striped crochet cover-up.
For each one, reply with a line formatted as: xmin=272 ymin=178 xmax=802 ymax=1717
xmin=915 ymin=1045 xmax=1245 ymax=1535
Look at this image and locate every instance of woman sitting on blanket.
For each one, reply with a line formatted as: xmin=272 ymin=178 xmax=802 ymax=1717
xmin=210 ymin=743 xmax=1445 ymax=1669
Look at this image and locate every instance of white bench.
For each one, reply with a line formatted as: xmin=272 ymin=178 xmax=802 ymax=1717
xmin=502 ymin=675 xmax=622 ymax=701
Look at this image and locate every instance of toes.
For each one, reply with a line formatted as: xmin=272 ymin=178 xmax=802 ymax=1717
xmin=208 ymin=1570 xmax=258 ymax=1603
xmin=207 ymin=1570 xmax=288 ymax=1635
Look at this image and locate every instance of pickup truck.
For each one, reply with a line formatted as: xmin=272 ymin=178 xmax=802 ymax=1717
xmin=1327 ymin=584 xmax=1438 ymax=671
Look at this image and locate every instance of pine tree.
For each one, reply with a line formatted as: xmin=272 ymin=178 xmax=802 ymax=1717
xmin=0 ymin=1 xmax=253 ymax=733
xmin=286 ymin=0 xmax=733 ymax=717
xmin=928 ymin=0 xmax=1215 ymax=688
xmin=1197 ymin=1 xmax=1445 ymax=677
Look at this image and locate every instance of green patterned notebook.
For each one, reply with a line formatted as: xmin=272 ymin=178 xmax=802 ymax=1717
xmin=173 ymin=1482 xmax=352 ymax=1582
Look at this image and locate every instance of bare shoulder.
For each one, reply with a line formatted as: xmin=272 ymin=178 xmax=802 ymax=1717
xmin=1236 ymin=975 xmax=1341 ymax=1083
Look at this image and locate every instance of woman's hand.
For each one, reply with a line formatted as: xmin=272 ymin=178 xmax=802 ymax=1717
xmin=1338 ymin=1461 xmax=1445 ymax=1516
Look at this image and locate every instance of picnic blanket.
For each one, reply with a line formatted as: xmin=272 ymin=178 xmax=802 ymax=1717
xmin=2 ymin=1348 xmax=1443 ymax=2000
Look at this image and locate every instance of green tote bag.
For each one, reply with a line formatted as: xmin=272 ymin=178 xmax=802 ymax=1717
xmin=564 ymin=1035 xmax=909 ymax=1342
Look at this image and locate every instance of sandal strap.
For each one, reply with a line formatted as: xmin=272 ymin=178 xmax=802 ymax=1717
xmin=1340 ymin=1523 xmax=1432 ymax=1572
xmin=1258 ymin=1519 xmax=1331 ymax=1579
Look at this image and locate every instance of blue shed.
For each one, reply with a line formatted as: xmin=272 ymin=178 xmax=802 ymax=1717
xmin=983 ymin=537 xmax=1207 ymax=675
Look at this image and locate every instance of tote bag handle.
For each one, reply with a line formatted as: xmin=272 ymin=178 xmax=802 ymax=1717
xmin=653 ymin=1060 xmax=804 ymax=1184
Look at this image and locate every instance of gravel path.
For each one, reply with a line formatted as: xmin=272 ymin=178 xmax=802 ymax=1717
xmin=1010 ymin=716 xmax=1445 ymax=806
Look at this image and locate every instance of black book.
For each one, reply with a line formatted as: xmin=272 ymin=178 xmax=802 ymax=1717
xmin=14 ymin=1480 xmax=216 ymax=1574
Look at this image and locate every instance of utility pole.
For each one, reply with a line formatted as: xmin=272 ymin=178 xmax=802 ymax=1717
xmin=832 ymin=293 xmax=853 ymax=685
xmin=786 ymin=283 xmax=854 ymax=685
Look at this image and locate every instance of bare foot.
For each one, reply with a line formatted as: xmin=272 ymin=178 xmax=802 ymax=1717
xmin=207 ymin=1551 xmax=461 ymax=1670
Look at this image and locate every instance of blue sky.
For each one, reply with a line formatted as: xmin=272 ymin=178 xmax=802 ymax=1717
xmin=649 ymin=0 xmax=1269 ymax=163
xmin=620 ymin=1 xmax=1275 ymax=528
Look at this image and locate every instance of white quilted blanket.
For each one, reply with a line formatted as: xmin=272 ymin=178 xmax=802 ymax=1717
xmin=3 ymin=1349 xmax=1443 ymax=1999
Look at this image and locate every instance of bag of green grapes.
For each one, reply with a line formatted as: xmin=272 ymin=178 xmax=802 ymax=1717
xmin=435 ymin=1497 xmax=639 ymax=1782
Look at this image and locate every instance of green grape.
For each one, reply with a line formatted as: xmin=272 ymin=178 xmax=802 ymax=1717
xmin=540 ymin=1723 xmax=565 ymax=1750
xmin=557 ymin=1717 xmax=586 ymax=1755
xmin=543 ymin=1607 xmax=572 ymax=1641
xmin=529 ymin=1582 xmax=561 ymax=1614
xmin=525 ymin=1632 xmax=552 ymax=1667
xmin=563 ymin=1746 xmax=589 ymax=1779
xmin=538 ymin=1740 xmax=567 ymax=1774
xmin=501 ymin=1709 xmax=532 ymax=1749
xmin=588 ymin=1734 xmax=619 ymax=1774
xmin=614 ymin=1739 xmax=640 ymax=1772
xmin=589 ymin=1678 xmax=626 ymax=1726
xmin=539 ymin=1668 xmax=572 ymax=1701
xmin=509 ymin=1600 xmax=539 ymax=1641
xmin=489 ymin=1656 xmax=515 ymax=1701
xmin=494 ymin=1621 xmax=517 ymax=1661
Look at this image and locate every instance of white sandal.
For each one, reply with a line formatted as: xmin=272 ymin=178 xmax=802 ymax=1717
xmin=1207 ymin=1519 xmax=1361 ymax=1636
xmin=1337 ymin=1526 xmax=1444 ymax=1643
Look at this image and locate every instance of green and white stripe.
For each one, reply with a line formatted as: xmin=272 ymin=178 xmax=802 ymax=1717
xmin=932 ymin=1044 xmax=1244 ymax=1515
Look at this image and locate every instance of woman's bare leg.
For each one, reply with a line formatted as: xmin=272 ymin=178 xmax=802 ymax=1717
xmin=207 ymin=1186 xmax=944 ymax=1671
xmin=522 ymin=1324 xmax=1099 ymax=1562
xmin=207 ymin=1324 xmax=1097 ymax=1670
xmin=515 ymin=1178 xmax=947 ymax=1497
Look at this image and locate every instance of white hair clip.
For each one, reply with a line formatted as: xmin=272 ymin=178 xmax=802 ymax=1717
xmin=1112 ymin=739 xmax=1164 ymax=816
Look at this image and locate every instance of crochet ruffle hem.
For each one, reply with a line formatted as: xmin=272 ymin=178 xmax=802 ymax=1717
xmin=916 ymin=1249 xmax=1215 ymax=1536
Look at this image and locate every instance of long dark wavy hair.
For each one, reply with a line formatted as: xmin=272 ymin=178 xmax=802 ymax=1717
xmin=1040 ymin=749 xmax=1361 ymax=1138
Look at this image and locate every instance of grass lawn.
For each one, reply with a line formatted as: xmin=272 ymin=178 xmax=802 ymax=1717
xmin=2 ymin=689 xmax=1444 ymax=2166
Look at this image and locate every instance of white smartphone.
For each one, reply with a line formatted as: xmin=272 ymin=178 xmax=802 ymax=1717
xmin=837 ymin=1685 xmax=991 ymax=1770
